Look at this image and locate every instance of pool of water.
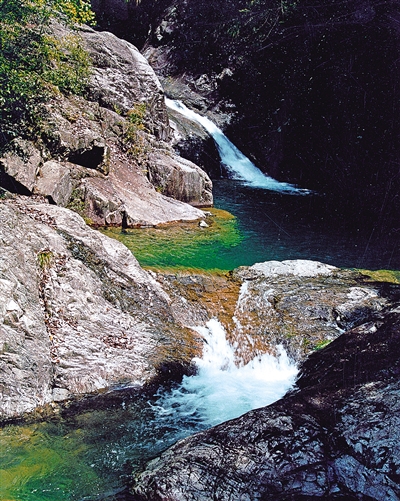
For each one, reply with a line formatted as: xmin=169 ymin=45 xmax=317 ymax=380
xmin=0 ymin=321 xmax=297 ymax=501
xmin=102 ymin=180 xmax=400 ymax=272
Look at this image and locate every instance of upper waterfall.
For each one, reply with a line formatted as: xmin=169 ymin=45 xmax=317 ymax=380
xmin=166 ymin=98 xmax=310 ymax=194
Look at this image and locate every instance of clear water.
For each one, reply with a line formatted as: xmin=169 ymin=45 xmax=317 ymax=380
xmin=166 ymin=99 xmax=310 ymax=194
xmin=213 ymin=180 xmax=400 ymax=271
xmin=101 ymin=180 xmax=400 ymax=272
xmin=0 ymin=321 xmax=297 ymax=501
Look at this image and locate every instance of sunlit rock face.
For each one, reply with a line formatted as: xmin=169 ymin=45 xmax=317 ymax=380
xmin=132 ymin=307 xmax=400 ymax=501
xmin=0 ymin=198 xmax=206 ymax=420
xmin=0 ymin=23 xmax=213 ymax=228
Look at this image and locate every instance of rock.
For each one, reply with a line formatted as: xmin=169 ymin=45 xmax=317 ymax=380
xmin=34 ymin=160 xmax=73 ymax=206
xmin=132 ymin=307 xmax=400 ymax=500
xmin=78 ymin=24 xmax=170 ymax=141
xmin=147 ymin=150 xmax=213 ymax=206
xmin=161 ymin=261 xmax=393 ymax=364
xmin=0 ymin=198 xmax=204 ymax=420
xmin=0 ymin=22 xmax=213 ymax=227
xmin=0 ymin=139 xmax=41 ymax=194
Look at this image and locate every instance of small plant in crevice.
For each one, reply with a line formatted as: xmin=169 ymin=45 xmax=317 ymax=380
xmin=124 ymin=103 xmax=149 ymax=159
xmin=37 ymin=249 xmax=54 ymax=270
xmin=313 ymin=339 xmax=332 ymax=351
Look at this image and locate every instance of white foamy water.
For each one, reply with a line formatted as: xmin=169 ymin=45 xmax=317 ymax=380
xmin=154 ymin=319 xmax=298 ymax=429
xmin=166 ymin=98 xmax=310 ymax=194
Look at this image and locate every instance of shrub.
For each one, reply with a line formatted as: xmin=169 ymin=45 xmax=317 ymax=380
xmin=0 ymin=0 xmax=94 ymax=145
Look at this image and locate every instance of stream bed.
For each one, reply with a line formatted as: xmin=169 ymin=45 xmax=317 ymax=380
xmin=1 ymin=180 xmax=399 ymax=501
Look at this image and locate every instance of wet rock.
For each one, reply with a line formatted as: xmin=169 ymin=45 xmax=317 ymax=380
xmin=132 ymin=307 xmax=400 ymax=500
xmin=231 ymin=260 xmax=391 ymax=361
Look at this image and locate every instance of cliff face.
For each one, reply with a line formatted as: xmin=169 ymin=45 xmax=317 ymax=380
xmin=98 ymin=0 xmax=400 ymax=232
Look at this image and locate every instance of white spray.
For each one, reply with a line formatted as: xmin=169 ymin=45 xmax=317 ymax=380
xmin=154 ymin=319 xmax=298 ymax=428
xmin=166 ymin=98 xmax=310 ymax=194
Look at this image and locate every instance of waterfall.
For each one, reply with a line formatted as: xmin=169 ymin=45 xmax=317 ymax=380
xmin=154 ymin=319 xmax=298 ymax=428
xmin=166 ymin=98 xmax=310 ymax=194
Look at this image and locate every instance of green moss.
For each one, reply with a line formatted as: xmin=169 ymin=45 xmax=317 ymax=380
xmin=358 ymin=269 xmax=400 ymax=284
xmin=37 ymin=249 xmax=53 ymax=270
xmin=313 ymin=339 xmax=332 ymax=351
xmin=0 ymin=0 xmax=94 ymax=143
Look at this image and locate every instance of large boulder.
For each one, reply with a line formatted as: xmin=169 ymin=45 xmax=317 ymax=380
xmin=0 ymin=198 xmax=204 ymax=420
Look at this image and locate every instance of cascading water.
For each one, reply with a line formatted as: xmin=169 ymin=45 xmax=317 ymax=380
xmin=166 ymin=98 xmax=310 ymax=194
xmin=153 ymin=319 xmax=298 ymax=430
xmin=0 ymin=318 xmax=298 ymax=501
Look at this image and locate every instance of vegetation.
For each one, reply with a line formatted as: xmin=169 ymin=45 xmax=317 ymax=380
xmin=37 ymin=249 xmax=53 ymax=270
xmin=124 ymin=103 xmax=148 ymax=158
xmin=0 ymin=0 xmax=94 ymax=146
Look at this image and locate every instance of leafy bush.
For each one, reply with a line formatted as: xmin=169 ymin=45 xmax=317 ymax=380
xmin=0 ymin=0 xmax=94 ymax=145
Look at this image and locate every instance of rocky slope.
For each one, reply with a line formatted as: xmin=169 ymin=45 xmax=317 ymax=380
xmin=0 ymin=23 xmax=213 ymax=228
xmin=132 ymin=304 xmax=400 ymax=501
xmin=0 ymin=196 xmax=209 ymax=420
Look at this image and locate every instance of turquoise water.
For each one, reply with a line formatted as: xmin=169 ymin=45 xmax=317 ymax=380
xmin=102 ymin=180 xmax=400 ymax=272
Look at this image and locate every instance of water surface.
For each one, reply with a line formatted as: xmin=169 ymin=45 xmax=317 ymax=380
xmin=102 ymin=180 xmax=400 ymax=272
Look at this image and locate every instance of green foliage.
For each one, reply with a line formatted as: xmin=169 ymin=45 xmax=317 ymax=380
xmin=55 ymin=0 xmax=96 ymax=25
xmin=124 ymin=103 xmax=148 ymax=157
xmin=0 ymin=0 xmax=94 ymax=144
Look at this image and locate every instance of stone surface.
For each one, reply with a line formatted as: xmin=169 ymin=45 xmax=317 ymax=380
xmin=147 ymin=150 xmax=213 ymax=206
xmin=0 ymin=23 xmax=213 ymax=228
xmin=132 ymin=306 xmax=400 ymax=500
xmin=159 ymin=261 xmax=394 ymax=363
xmin=0 ymin=197 xmax=204 ymax=420
xmin=79 ymin=24 xmax=170 ymax=141
xmin=0 ymin=139 xmax=41 ymax=194
xmin=34 ymin=160 xmax=73 ymax=206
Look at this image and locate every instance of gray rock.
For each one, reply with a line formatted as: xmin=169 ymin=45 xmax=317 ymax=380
xmin=147 ymin=150 xmax=213 ymax=206
xmin=0 ymin=198 xmax=204 ymax=420
xmin=34 ymin=160 xmax=73 ymax=206
xmin=79 ymin=25 xmax=170 ymax=140
xmin=0 ymin=139 xmax=42 ymax=193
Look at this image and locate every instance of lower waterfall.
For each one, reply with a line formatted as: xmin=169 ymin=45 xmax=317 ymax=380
xmin=153 ymin=319 xmax=298 ymax=430
xmin=0 ymin=320 xmax=298 ymax=501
